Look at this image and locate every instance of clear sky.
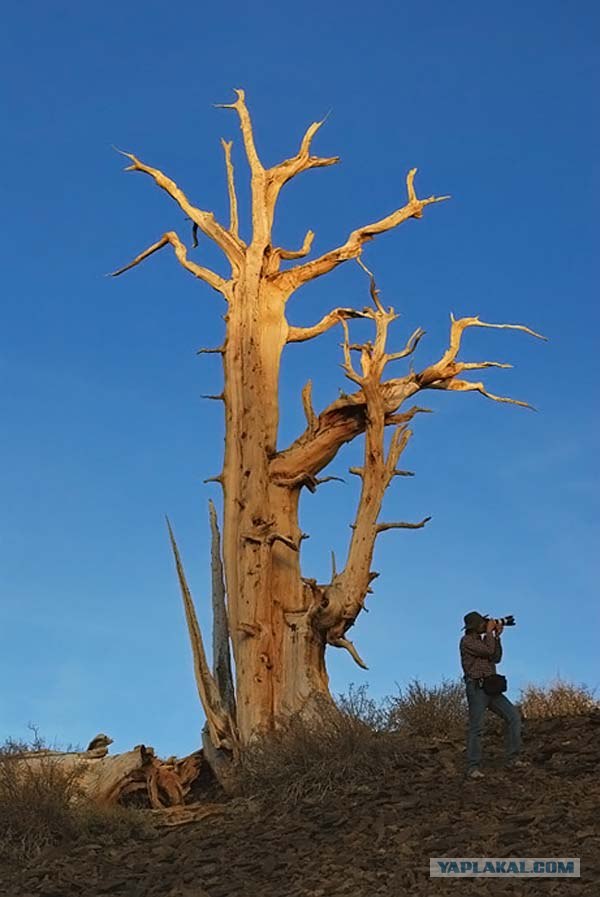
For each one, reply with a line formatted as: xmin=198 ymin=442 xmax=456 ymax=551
xmin=0 ymin=1 xmax=598 ymax=758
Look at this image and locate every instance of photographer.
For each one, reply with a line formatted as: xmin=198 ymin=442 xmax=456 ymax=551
xmin=460 ymin=611 xmax=526 ymax=779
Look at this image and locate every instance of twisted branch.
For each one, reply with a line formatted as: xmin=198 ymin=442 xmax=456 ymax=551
xmin=327 ymin=636 xmax=368 ymax=670
xmin=417 ymin=314 xmax=547 ymax=409
xmin=376 ymin=517 xmax=431 ymax=533
xmin=287 ymin=307 xmax=371 ymax=344
xmin=276 ymin=230 xmax=315 ymax=261
xmin=313 ymin=274 xmax=430 ymax=667
xmin=276 ymin=169 xmax=449 ymax=293
xmin=271 ymin=117 xmax=339 ymax=188
xmin=110 ymin=232 xmax=228 ymax=295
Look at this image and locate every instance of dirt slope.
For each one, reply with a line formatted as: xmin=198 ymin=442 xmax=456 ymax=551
xmin=2 ymin=712 xmax=599 ymax=897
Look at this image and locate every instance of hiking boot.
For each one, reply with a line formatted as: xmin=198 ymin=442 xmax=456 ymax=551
xmin=466 ymin=768 xmax=485 ymax=779
xmin=507 ymin=758 xmax=529 ymax=769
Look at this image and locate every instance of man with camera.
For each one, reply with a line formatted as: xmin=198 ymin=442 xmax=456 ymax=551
xmin=460 ymin=610 xmax=526 ymax=779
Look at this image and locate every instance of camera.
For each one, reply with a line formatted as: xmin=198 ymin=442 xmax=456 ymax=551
xmin=485 ymin=614 xmax=516 ymax=627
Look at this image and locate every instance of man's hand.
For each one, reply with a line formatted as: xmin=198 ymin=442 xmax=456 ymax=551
xmin=486 ymin=618 xmax=496 ymax=634
xmin=495 ymin=622 xmax=504 ymax=636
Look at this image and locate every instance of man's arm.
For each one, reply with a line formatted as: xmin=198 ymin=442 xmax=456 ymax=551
xmin=492 ymin=636 xmax=502 ymax=663
xmin=492 ymin=622 xmax=503 ymax=662
xmin=462 ymin=632 xmax=498 ymax=659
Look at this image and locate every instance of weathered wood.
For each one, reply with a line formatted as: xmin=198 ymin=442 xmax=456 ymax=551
xmin=112 ymin=89 xmax=544 ymax=753
xmin=208 ymin=500 xmax=236 ymax=721
xmin=6 ymin=739 xmax=203 ymax=809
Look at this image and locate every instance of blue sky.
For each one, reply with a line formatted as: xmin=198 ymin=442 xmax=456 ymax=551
xmin=0 ymin=1 xmax=598 ymax=758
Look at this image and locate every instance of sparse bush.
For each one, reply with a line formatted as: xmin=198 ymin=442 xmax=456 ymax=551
xmin=0 ymin=729 xmax=149 ymax=869
xmin=233 ymin=698 xmax=404 ymax=804
xmin=384 ymin=678 xmax=467 ymax=737
xmin=519 ymin=679 xmax=598 ymax=720
xmin=335 ymin=683 xmax=389 ymax=732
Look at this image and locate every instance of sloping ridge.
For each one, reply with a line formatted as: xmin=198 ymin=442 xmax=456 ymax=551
xmin=3 ymin=713 xmax=599 ymax=897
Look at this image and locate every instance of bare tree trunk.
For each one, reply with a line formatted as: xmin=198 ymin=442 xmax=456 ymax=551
xmin=221 ymin=278 xmax=288 ymax=739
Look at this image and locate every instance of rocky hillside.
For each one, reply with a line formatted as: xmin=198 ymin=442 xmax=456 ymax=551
xmin=2 ymin=712 xmax=599 ymax=897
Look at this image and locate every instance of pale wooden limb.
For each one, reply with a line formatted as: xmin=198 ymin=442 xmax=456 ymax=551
xmin=376 ymin=517 xmax=431 ymax=533
xmin=216 ymin=89 xmax=264 ymax=176
xmin=433 ymin=378 xmax=537 ymax=410
xmin=217 ymin=89 xmax=275 ymax=253
xmin=356 ymin=258 xmax=386 ymax=315
xmin=276 ymin=230 xmax=315 ymax=261
xmin=270 ymin=470 xmax=344 ymax=493
xmin=301 ymin=380 xmax=317 ymax=433
xmin=116 ymin=149 xmax=244 ymax=266
xmin=311 ymin=274 xmax=431 ymax=665
xmin=459 ymin=361 xmax=512 ymax=371
xmin=267 ymin=532 xmax=301 ymax=550
xmin=110 ymin=231 xmax=228 ymax=296
xmin=327 ymin=636 xmax=368 ymax=670
xmin=417 ymin=314 xmax=546 ymax=408
xmin=386 ymin=406 xmax=433 ymax=425
xmin=276 ymin=169 xmax=449 ymax=292
xmin=287 ymin=307 xmax=371 ymax=343
xmin=196 ymin=345 xmax=225 ymax=355
xmin=220 ymin=139 xmax=239 ymax=238
xmin=438 ymin=313 xmax=546 ymax=369
xmin=270 ymin=117 xmax=339 ymax=187
xmin=208 ymin=500 xmax=236 ymax=720
xmin=166 ymin=517 xmax=237 ymax=752
xmin=271 ymin=471 xmax=315 ymax=490
xmin=386 ymin=326 xmax=426 ymax=362
xmin=385 ymin=425 xmax=413 ymax=479
xmin=270 ymin=395 xmax=428 ymax=483
xmin=339 ymin=318 xmax=364 ymax=385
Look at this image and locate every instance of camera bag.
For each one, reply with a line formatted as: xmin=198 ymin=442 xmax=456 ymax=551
xmin=482 ymin=674 xmax=507 ymax=695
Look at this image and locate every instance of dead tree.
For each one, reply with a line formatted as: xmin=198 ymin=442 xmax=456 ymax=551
xmin=3 ymin=737 xmax=202 ymax=808
xmin=112 ymin=90 xmax=544 ymax=759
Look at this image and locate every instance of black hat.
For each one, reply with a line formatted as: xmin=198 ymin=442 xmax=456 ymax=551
xmin=463 ymin=611 xmax=487 ymax=631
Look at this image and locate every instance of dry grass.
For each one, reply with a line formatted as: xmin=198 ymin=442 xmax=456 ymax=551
xmin=234 ymin=680 xmax=474 ymax=804
xmin=519 ymin=679 xmax=598 ymax=719
xmin=233 ymin=698 xmax=405 ymax=805
xmin=0 ymin=729 xmax=149 ymax=869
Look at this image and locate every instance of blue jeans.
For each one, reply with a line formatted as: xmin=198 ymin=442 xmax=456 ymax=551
xmin=465 ymin=676 xmax=522 ymax=770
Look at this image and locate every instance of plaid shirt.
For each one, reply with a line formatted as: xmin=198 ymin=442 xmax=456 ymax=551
xmin=460 ymin=631 xmax=502 ymax=680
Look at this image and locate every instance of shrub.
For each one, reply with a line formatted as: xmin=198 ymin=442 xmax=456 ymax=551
xmin=519 ymin=679 xmax=599 ymax=720
xmin=384 ymin=678 xmax=467 ymax=737
xmin=0 ymin=729 xmax=148 ymax=869
xmin=335 ymin=682 xmax=389 ymax=732
xmin=233 ymin=698 xmax=404 ymax=804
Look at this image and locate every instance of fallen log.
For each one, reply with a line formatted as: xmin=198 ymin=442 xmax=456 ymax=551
xmin=4 ymin=734 xmax=203 ymax=809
